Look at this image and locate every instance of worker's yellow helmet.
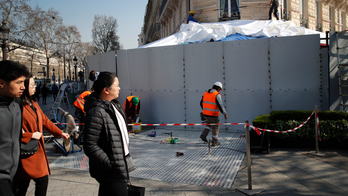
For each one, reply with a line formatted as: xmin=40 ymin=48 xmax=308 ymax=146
xmin=189 ymin=10 xmax=194 ymax=14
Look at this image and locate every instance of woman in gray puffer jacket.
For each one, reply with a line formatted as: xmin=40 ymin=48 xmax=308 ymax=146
xmin=83 ymin=72 xmax=130 ymax=196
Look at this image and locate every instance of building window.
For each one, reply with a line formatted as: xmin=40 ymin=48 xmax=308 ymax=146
xmin=219 ymin=0 xmax=240 ymax=21
xmin=281 ymin=0 xmax=290 ymax=21
xmin=340 ymin=11 xmax=345 ymax=31
xmin=329 ymin=6 xmax=334 ymax=30
xmin=315 ymin=1 xmax=322 ymax=31
xmin=299 ymin=0 xmax=308 ymax=27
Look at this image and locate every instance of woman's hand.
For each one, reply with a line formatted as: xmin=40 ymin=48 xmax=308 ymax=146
xmin=32 ymin=132 xmax=43 ymax=140
xmin=61 ymin=133 xmax=70 ymax=139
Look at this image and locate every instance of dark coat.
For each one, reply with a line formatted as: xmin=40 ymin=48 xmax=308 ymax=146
xmin=0 ymin=96 xmax=22 ymax=181
xmin=83 ymin=93 xmax=129 ymax=182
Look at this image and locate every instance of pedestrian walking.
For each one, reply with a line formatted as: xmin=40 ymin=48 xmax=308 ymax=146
xmin=51 ymin=84 xmax=59 ymax=100
xmin=41 ymin=83 xmax=49 ymax=104
xmin=84 ymin=72 xmax=134 ymax=196
xmin=35 ymin=83 xmax=41 ymax=102
xmin=15 ymin=75 xmax=69 ymax=196
xmin=0 ymin=60 xmax=30 ymax=196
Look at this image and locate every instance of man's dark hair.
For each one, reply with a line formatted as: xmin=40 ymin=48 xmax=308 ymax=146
xmin=0 ymin=60 xmax=30 ymax=83
xmin=89 ymin=70 xmax=96 ymax=81
xmin=212 ymin=85 xmax=221 ymax=91
xmin=21 ymin=74 xmax=37 ymax=105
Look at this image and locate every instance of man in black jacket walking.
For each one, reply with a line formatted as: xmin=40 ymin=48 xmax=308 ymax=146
xmin=0 ymin=60 xmax=30 ymax=196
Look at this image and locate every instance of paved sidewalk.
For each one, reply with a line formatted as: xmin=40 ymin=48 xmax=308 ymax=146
xmin=23 ymin=95 xmax=348 ymax=195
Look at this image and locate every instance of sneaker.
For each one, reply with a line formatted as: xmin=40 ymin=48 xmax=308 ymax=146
xmin=200 ymin=135 xmax=208 ymax=142
xmin=212 ymin=141 xmax=220 ymax=146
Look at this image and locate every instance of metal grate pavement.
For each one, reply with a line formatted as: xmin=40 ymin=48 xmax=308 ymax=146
xmin=50 ymin=129 xmax=246 ymax=188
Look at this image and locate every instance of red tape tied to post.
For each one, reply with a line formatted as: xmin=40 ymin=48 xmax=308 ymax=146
xmin=251 ymin=111 xmax=315 ymax=135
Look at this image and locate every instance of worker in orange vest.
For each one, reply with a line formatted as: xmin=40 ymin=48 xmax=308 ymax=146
xmin=200 ymin=81 xmax=228 ymax=146
xmin=74 ymin=89 xmax=92 ymax=144
xmin=123 ymin=96 xmax=141 ymax=131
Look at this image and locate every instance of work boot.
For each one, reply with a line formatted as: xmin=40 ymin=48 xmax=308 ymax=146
xmin=212 ymin=138 xmax=220 ymax=146
xmin=200 ymin=135 xmax=208 ymax=142
xmin=200 ymin=128 xmax=210 ymax=142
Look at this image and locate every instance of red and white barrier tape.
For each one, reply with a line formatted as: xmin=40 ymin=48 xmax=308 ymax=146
xmin=54 ymin=111 xmax=319 ymax=137
xmin=249 ymin=111 xmax=315 ymax=135
xmin=54 ymin=122 xmax=246 ymax=126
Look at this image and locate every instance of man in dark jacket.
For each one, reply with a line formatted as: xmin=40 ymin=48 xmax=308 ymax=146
xmin=269 ymin=0 xmax=279 ymax=20
xmin=0 ymin=60 xmax=30 ymax=196
xmin=51 ymin=84 xmax=59 ymax=100
xmin=187 ymin=10 xmax=199 ymax=23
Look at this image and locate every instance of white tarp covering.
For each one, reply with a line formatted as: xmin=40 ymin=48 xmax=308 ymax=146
xmin=139 ymin=20 xmax=325 ymax=48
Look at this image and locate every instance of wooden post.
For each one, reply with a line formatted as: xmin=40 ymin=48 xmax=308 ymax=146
xmin=245 ymin=120 xmax=252 ymax=190
xmin=236 ymin=121 xmax=264 ymax=195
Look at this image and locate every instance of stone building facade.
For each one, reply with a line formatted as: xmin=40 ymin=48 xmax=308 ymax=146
xmin=1 ymin=43 xmax=77 ymax=83
xmin=139 ymin=0 xmax=348 ymax=47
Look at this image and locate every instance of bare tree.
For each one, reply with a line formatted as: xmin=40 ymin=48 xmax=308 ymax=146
xmin=92 ymin=15 xmax=121 ymax=53
xmin=0 ymin=0 xmax=34 ymax=53
xmin=27 ymin=6 xmax=62 ymax=81
xmin=74 ymin=42 xmax=94 ymax=81
xmin=56 ymin=24 xmax=81 ymax=81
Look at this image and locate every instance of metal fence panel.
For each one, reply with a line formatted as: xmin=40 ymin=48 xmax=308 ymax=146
xmin=148 ymin=46 xmax=185 ymax=123
xmin=184 ymin=42 xmax=225 ymax=128
xmin=224 ymin=38 xmax=271 ymax=127
xmin=270 ymin=34 xmax=321 ymax=111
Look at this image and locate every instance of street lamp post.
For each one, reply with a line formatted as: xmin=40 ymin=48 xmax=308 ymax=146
xmin=48 ymin=41 xmax=79 ymax=82
xmin=52 ymin=68 xmax=55 ymax=84
xmin=73 ymin=56 xmax=78 ymax=82
xmin=0 ymin=21 xmax=10 ymax=61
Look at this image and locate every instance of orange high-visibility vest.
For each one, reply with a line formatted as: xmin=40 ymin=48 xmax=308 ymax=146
xmin=123 ymin=96 xmax=140 ymax=111
xmin=73 ymin=90 xmax=91 ymax=113
xmin=202 ymin=91 xmax=220 ymax=116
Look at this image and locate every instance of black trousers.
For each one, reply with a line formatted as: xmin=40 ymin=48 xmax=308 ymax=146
xmin=269 ymin=1 xmax=279 ymax=20
xmin=97 ymin=179 xmax=128 ymax=196
xmin=15 ymin=175 xmax=49 ymax=196
xmin=0 ymin=180 xmax=14 ymax=196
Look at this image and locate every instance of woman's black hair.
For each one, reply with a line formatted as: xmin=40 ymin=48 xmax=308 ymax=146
xmin=92 ymin=72 xmax=117 ymax=95
xmin=21 ymin=74 xmax=37 ymax=105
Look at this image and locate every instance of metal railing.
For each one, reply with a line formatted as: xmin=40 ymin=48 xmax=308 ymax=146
xmin=282 ymin=10 xmax=291 ymax=21
xmin=316 ymin=20 xmax=322 ymax=32
xmin=150 ymin=23 xmax=160 ymax=40
xmin=300 ymin=14 xmax=308 ymax=28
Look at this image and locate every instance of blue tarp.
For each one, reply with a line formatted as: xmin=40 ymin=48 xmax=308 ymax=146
xmin=220 ymin=33 xmax=267 ymax=42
